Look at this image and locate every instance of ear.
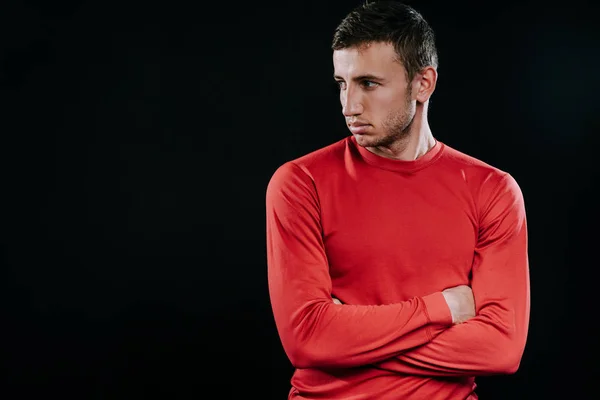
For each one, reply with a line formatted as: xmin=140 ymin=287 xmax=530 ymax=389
xmin=412 ymin=66 xmax=437 ymax=103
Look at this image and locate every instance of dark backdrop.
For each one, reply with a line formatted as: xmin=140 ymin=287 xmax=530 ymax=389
xmin=3 ymin=0 xmax=599 ymax=398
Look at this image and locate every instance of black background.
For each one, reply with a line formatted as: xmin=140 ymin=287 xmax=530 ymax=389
xmin=3 ymin=0 xmax=599 ymax=398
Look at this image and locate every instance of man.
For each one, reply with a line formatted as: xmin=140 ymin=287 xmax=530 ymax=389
xmin=265 ymin=1 xmax=530 ymax=398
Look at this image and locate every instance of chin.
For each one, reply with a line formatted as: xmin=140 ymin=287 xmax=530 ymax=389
xmin=353 ymin=133 xmax=378 ymax=147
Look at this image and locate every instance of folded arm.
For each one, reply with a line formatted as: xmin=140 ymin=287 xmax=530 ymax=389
xmin=373 ymin=173 xmax=530 ymax=376
xmin=266 ymin=162 xmax=453 ymax=370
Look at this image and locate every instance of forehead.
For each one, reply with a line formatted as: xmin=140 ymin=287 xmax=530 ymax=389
xmin=333 ymin=42 xmax=403 ymax=77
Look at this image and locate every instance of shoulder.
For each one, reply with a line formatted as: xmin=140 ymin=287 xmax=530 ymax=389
xmin=441 ymin=143 xmax=520 ymax=191
xmin=266 ymin=136 xmax=350 ymax=195
xmin=439 ymin=143 xmax=524 ymax=214
xmin=267 ymin=137 xmax=349 ymax=183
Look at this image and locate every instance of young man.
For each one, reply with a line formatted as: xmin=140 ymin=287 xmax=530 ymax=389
xmin=265 ymin=1 xmax=530 ymax=399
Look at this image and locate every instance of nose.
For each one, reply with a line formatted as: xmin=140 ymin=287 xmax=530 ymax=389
xmin=341 ymin=85 xmax=364 ymax=117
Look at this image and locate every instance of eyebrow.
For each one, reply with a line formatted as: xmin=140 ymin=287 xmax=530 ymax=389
xmin=333 ymin=74 xmax=385 ymax=82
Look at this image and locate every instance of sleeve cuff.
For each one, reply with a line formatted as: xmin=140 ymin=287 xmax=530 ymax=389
xmin=422 ymin=292 xmax=453 ymax=326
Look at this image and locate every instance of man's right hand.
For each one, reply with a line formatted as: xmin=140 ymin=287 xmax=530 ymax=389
xmin=441 ymin=285 xmax=475 ymax=324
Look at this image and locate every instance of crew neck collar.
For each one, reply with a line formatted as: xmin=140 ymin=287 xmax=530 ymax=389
xmin=349 ymin=135 xmax=444 ymax=173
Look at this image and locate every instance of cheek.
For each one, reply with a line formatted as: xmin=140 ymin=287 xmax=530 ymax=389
xmin=370 ymin=93 xmax=401 ymax=118
xmin=381 ymin=97 xmax=413 ymax=126
xmin=373 ymin=90 xmax=400 ymax=108
xmin=388 ymin=93 xmax=412 ymax=114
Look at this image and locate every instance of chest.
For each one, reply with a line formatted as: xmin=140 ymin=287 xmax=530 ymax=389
xmin=319 ymin=172 xmax=478 ymax=300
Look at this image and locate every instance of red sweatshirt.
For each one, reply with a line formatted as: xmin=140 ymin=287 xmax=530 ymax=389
xmin=266 ymin=136 xmax=530 ymax=400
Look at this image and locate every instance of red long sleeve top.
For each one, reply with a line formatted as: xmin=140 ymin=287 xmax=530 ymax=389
xmin=266 ymin=136 xmax=530 ymax=400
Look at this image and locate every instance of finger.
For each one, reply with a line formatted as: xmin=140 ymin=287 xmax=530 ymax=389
xmin=332 ymin=297 xmax=342 ymax=305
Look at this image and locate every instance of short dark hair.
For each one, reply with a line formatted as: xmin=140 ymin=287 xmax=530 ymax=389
xmin=332 ymin=0 xmax=438 ymax=81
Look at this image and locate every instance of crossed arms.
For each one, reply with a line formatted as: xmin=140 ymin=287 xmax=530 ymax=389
xmin=266 ymin=162 xmax=530 ymax=377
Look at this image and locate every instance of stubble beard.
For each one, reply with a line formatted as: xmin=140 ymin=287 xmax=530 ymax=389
xmin=376 ymin=101 xmax=415 ymax=148
xmin=357 ymin=96 xmax=416 ymax=150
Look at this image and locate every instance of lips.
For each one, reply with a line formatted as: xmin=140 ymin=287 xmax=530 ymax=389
xmin=348 ymin=122 xmax=371 ymax=134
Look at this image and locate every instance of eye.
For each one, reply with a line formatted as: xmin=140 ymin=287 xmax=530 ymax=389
xmin=335 ymin=80 xmax=346 ymax=90
xmin=362 ymin=80 xmax=379 ymax=88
